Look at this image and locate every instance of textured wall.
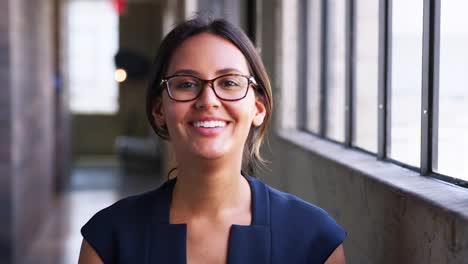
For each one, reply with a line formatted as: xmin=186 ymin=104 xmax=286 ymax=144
xmin=72 ymin=114 xmax=122 ymax=156
xmin=0 ymin=0 xmax=13 ymax=261
xmin=0 ymin=0 xmax=55 ymax=263
xmin=259 ymin=134 xmax=468 ymax=264
xmin=53 ymin=0 xmax=71 ymax=191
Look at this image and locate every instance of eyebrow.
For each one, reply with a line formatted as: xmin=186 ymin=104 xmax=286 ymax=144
xmin=215 ymin=68 xmax=243 ymax=75
xmin=170 ymin=69 xmax=200 ymax=76
xmin=169 ymin=68 xmax=244 ymax=76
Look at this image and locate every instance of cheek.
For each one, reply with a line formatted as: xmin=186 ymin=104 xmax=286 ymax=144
xmin=229 ymin=101 xmax=257 ymax=128
xmin=162 ymin=102 xmax=190 ymax=133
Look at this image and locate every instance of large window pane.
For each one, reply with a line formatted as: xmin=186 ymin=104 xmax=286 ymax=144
xmin=67 ymin=0 xmax=119 ymax=114
xmin=436 ymin=1 xmax=468 ymax=180
xmin=305 ymin=0 xmax=322 ymax=133
xmin=325 ymin=0 xmax=346 ymax=142
xmin=354 ymin=0 xmax=379 ymax=152
xmin=389 ymin=0 xmax=423 ymax=167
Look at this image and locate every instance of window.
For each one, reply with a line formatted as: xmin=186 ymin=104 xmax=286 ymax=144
xmin=296 ymin=0 xmax=468 ymax=187
xmin=66 ymin=0 xmax=119 ymax=114
xmin=389 ymin=0 xmax=423 ymax=167
xmin=325 ymin=0 xmax=346 ymax=142
xmin=353 ymin=0 xmax=379 ymax=153
xmin=305 ymin=0 xmax=322 ymax=133
xmin=437 ymin=0 xmax=468 ymax=180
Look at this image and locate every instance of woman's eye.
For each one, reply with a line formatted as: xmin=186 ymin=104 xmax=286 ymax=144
xmin=222 ymin=80 xmax=240 ymax=87
xmin=177 ymin=81 xmax=198 ymax=89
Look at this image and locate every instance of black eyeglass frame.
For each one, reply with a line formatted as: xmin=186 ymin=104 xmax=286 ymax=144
xmin=160 ymin=73 xmax=258 ymax=102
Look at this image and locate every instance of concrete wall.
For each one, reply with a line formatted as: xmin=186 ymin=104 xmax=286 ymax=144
xmin=0 ymin=0 xmax=13 ymax=261
xmin=259 ymin=132 xmax=468 ymax=264
xmin=72 ymin=114 xmax=122 ymax=155
xmin=54 ymin=0 xmax=72 ymax=191
xmin=0 ymin=0 xmax=55 ymax=263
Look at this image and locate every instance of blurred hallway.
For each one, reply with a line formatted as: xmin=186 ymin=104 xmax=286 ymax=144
xmin=3 ymin=0 xmax=468 ymax=263
xmin=24 ymin=157 xmax=163 ymax=264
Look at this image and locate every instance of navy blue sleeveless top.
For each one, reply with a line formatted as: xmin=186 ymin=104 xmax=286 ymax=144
xmin=81 ymin=176 xmax=346 ymax=263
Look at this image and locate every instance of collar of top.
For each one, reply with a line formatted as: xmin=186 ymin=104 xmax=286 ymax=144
xmin=147 ymin=175 xmax=271 ymax=264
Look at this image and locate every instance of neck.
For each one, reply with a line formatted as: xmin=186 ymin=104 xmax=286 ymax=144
xmin=170 ymin=156 xmax=250 ymax=218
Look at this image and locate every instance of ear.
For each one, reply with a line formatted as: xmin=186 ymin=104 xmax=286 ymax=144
xmin=252 ymin=96 xmax=267 ymax=127
xmin=152 ymin=97 xmax=165 ymax=127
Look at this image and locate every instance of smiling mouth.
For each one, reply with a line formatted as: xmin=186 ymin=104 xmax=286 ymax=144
xmin=192 ymin=120 xmax=228 ymax=128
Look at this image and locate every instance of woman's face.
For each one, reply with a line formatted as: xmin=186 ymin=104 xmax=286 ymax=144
xmin=153 ymin=33 xmax=266 ymax=162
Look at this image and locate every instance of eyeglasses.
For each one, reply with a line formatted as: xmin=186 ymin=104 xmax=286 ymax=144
xmin=160 ymin=74 xmax=257 ymax=102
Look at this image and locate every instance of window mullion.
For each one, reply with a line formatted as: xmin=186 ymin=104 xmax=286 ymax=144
xmin=377 ymin=0 xmax=390 ymax=159
xmin=345 ymin=0 xmax=355 ymax=147
xmin=421 ymin=0 xmax=440 ymax=175
xmin=298 ymin=0 xmax=308 ymax=131
xmin=319 ymin=0 xmax=328 ymax=137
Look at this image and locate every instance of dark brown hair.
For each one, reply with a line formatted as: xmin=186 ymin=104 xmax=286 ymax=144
xmin=146 ymin=16 xmax=273 ymax=175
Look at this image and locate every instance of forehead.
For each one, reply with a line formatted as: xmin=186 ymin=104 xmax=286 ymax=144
xmin=166 ymin=32 xmax=250 ymax=76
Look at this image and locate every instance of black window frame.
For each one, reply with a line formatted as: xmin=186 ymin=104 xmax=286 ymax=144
xmin=297 ymin=0 xmax=468 ymax=188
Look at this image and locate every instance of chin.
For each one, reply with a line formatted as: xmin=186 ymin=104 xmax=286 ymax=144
xmin=190 ymin=144 xmax=234 ymax=160
xmin=193 ymin=149 xmax=226 ymax=160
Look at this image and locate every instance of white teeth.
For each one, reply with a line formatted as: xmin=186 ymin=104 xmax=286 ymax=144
xmin=193 ymin=120 xmax=227 ymax=128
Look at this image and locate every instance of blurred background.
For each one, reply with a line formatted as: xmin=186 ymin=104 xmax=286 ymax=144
xmin=1 ymin=0 xmax=257 ymax=263
xmin=1 ymin=0 xmax=468 ymax=263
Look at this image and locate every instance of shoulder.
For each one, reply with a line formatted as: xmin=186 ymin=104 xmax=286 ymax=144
xmin=80 ymin=185 xmax=163 ymax=238
xmin=252 ymin=178 xmax=346 ymax=262
xmin=253 ymin=178 xmax=341 ymax=229
xmin=80 ymin=181 xmax=170 ymax=263
xmin=266 ymin=183 xmax=335 ymax=226
xmin=85 ymin=186 xmax=162 ymax=226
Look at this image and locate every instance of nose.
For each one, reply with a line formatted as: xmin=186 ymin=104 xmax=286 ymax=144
xmin=194 ymin=82 xmax=221 ymax=109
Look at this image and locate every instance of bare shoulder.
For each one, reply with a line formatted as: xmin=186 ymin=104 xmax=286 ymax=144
xmin=78 ymin=239 xmax=104 ymax=264
xmin=325 ymin=244 xmax=346 ymax=264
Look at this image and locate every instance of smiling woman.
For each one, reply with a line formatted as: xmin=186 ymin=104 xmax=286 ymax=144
xmin=152 ymin=32 xmax=266 ymax=170
xmin=78 ymin=16 xmax=346 ymax=264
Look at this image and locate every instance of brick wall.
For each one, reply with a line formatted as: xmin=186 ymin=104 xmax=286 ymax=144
xmin=0 ymin=0 xmax=55 ymax=263
xmin=0 ymin=0 xmax=13 ymax=262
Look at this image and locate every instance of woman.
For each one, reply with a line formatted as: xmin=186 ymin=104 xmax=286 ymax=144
xmin=79 ymin=17 xmax=346 ymax=264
